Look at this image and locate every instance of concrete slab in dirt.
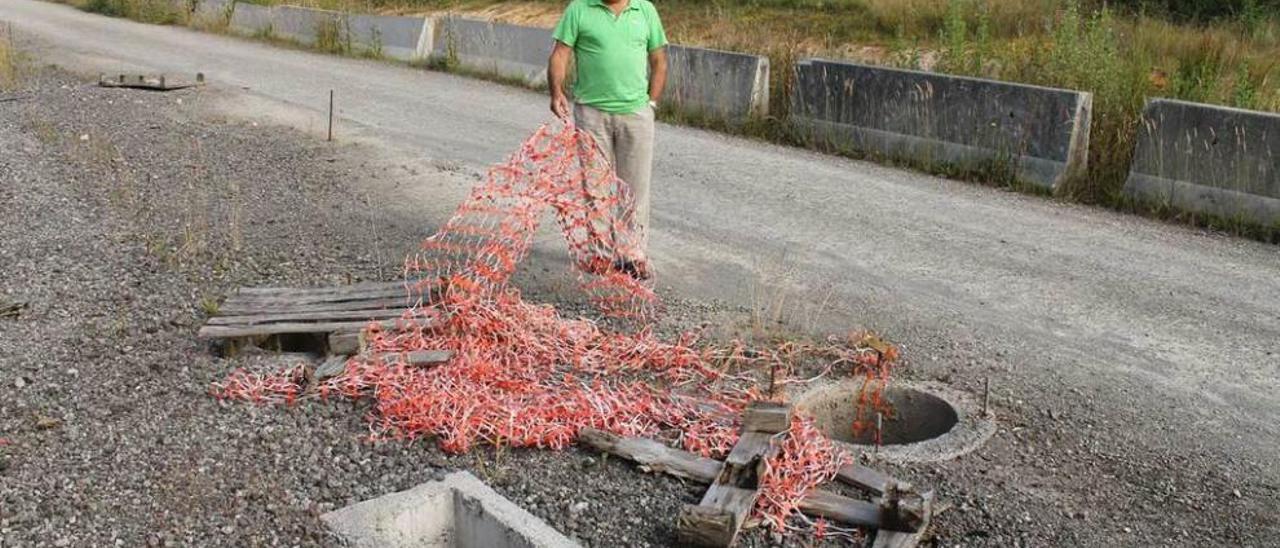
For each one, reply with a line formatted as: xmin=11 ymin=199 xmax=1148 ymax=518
xmin=790 ymin=58 xmax=1092 ymax=190
xmin=1125 ymin=98 xmax=1280 ymax=227
xmin=323 ymin=471 xmax=580 ymax=547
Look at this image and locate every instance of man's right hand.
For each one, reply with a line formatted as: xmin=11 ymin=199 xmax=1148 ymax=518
xmin=550 ymin=91 xmax=570 ymax=119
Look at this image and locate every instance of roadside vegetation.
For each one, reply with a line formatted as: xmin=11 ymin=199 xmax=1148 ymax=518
xmin=57 ymin=0 xmax=1280 ymax=239
xmin=70 ymin=0 xmax=191 ymax=23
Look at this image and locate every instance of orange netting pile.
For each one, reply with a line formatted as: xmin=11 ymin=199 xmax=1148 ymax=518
xmin=213 ymin=123 xmax=894 ymax=537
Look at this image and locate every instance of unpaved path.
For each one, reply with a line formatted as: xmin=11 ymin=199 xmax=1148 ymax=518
xmin=1 ymin=1 xmax=1278 ymax=546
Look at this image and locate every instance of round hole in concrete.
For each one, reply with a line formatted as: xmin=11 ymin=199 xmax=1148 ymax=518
xmin=794 ymin=379 xmax=994 ymax=463
xmin=802 ymin=383 xmax=959 ymax=445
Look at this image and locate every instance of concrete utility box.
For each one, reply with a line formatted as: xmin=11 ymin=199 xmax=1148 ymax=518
xmin=323 ymin=471 xmax=580 ymax=547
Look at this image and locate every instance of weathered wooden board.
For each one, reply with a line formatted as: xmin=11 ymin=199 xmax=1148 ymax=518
xmin=742 ymin=401 xmax=791 ymax=433
xmin=837 ymin=463 xmax=904 ymax=495
xmin=581 ymin=429 xmax=931 ymax=545
xmin=578 ymin=428 xmax=720 ymax=483
xmin=872 ymin=491 xmax=933 ymax=548
xmin=217 ymin=297 xmax=417 ymax=316
xmin=677 ymin=402 xmax=789 ymax=547
xmin=206 ymin=308 xmax=413 ymax=326
xmin=372 ymin=350 xmax=454 ymax=367
xmin=198 ymin=318 xmax=429 ymax=339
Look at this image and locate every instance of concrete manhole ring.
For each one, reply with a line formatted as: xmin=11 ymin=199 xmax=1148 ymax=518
xmin=794 ymin=379 xmax=995 ymax=464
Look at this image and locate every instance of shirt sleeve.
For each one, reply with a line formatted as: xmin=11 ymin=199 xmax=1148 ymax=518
xmin=646 ymin=3 xmax=668 ymax=51
xmin=552 ymin=3 xmax=580 ymax=47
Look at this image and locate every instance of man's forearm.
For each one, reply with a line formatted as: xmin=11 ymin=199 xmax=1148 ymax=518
xmin=549 ymin=46 xmax=571 ymax=98
xmin=648 ymin=52 xmax=667 ymax=103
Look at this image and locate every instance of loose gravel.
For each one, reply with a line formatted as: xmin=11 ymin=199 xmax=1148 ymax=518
xmin=1 ymin=66 xmax=1274 ymax=548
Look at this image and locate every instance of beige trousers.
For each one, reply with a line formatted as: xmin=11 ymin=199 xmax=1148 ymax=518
xmin=574 ymin=103 xmax=655 ymax=259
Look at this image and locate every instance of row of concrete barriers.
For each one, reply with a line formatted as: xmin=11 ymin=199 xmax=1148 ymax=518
xmin=189 ymin=0 xmax=1279 ymax=228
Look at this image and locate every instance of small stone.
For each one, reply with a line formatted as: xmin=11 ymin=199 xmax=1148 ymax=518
xmin=569 ymin=502 xmax=589 ymax=515
xmin=221 ymin=525 xmax=234 ymax=535
xmin=1232 ymin=489 xmax=1242 ymax=498
xmin=13 ymin=378 xmax=26 ymax=389
xmin=79 ymin=134 xmax=89 ymax=142
xmin=55 ymin=539 xmax=71 ymax=547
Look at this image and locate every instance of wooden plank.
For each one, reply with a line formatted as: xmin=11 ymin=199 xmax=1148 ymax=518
xmin=742 ymin=401 xmax=792 ymax=433
xmin=678 ymin=485 xmax=758 ymax=547
xmin=725 ymin=431 xmax=774 ymax=469
xmin=678 ymin=403 xmax=790 ymax=547
xmin=372 ymin=350 xmax=454 ymax=367
xmin=217 ymin=297 xmax=419 ymax=316
xmin=315 ymin=355 xmax=349 ymax=381
xmin=223 ymin=286 xmax=417 ymax=306
xmin=677 ymin=504 xmax=738 ymax=548
xmin=206 ymin=308 xmax=414 ymax=326
xmin=795 ymin=489 xmax=883 ymax=529
xmin=579 ymin=430 xmax=929 ymax=535
xmin=235 ymin=281 xmax=408 ymax=297
xmin=329 ymin=332 xmax=362 ymax=356
xmin=871 ymin=491 xmax=933 ymax=548
xmin=578 ymin=428 xmax=720 ymax=483
xmin=198 ymin=318 xmax=430 ymax=339
xmin=836 ymin=463 xmax=904 ymax=496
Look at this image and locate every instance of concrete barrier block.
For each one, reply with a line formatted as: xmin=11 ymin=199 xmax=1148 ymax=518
xmin=791 ymin=59 xmax=1092 ymax=190
xmin=323 ymin=471 xmax=578 ymax=547
xmin=228 ymin=2 xmax=273 ymax=36
xmin=665 ymin=44 xmax=769 ymax=121
xmin=347 ymin=13 xmax=432 ymax=61
xmin=434 ymin=16 xmax=553 ymax=87
xmin=271 ymin=5 xmax=340 ymax=46
xmin=1125 ymin=99 xmax=1280 ymax=226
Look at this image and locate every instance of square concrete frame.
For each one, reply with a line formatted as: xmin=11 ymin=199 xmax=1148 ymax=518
xmin=322 ymin=471 xmax=580 ymax=547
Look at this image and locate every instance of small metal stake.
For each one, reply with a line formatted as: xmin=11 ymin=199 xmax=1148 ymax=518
xmin=874 ymin=412 xmax=883 ymax=457
xmin=982 ymin=377 xmax=991 ymax=417
xmin=327 ymin=89 xmax=334 ymax=142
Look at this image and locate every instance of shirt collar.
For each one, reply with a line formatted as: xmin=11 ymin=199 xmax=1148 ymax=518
xmin=588 ymin=0 xmax=640 ymax=12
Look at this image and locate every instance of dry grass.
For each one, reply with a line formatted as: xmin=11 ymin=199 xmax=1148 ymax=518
xmin=0 ymin=41 xmax=15 ymax=92
xmin=70 ymin=0 xmax=190 ymax=24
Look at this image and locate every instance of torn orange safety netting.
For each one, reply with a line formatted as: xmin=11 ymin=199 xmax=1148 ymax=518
xmin=212 ymin=122 xmax=895 ymax=537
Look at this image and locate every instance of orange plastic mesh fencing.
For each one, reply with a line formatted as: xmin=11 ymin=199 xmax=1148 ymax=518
xmin=212 ymin=123 xmax=895 ymax=536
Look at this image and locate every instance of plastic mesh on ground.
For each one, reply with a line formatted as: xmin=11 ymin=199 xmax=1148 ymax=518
xmin=213 ymin=123 xmax=895 ymax=536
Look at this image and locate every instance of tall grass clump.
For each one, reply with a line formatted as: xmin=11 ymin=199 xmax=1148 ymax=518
xmin=0 ymin=39 xmax=16 ymax=91
xmin=80 ymin=0 xmax=187 ymax=24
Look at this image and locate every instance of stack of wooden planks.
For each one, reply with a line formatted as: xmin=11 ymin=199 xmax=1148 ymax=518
xmin=198 ymin=281 xmax=429 ymax=341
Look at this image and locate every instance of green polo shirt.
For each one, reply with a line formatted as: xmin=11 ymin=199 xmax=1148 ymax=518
xmin=552 ymin=0 xmax=667 ymax=114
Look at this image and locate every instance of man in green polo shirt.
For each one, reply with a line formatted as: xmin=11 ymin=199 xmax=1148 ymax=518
xmin=548 ymin=0 xmax=668 ymax=280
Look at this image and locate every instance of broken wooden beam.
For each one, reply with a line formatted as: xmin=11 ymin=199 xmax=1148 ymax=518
xmin=371 ymin=350 xmax=454 ymax=367
xmin=577 ymin=428 xmax=719 ymax=483
xmin=872 ymin=490 xmax=934 ymax=548
xmin=837 ymin=462 xmax=908 ymax=496
xmin=328 ymin=332 xmax=362 ymax=356
xmin=579 ymin=428 xmax=930 ymax=542
xmin=676 ymin=401 xmax=790 ymax=547
xmin=315 ymin=355 xmax=349 ymax=381
xmin=742 ymin=400 xmax=791 ymax=433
